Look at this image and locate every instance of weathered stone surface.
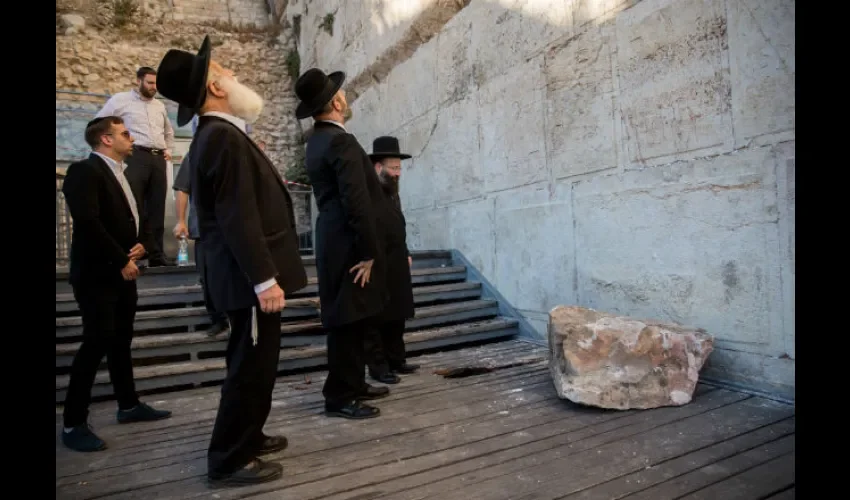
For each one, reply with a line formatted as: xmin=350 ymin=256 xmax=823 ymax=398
xmin=548 ymin=305 xmax=714 ymax=409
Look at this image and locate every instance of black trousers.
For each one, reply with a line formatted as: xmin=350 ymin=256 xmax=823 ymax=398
xmin=322 ymin=317 xmax=375 ymax=407
xmin=125 ymin=148 xmax=167 ymax=261
xmin=207 ymin=306 xmax=282 ymax=475
xmin=364 ymin=319 xmax=407 ymax=376
xmin=194 ymin=240 xmax=228 ymax=325
xmin=63 ymin=280 xmax=140 ymax=428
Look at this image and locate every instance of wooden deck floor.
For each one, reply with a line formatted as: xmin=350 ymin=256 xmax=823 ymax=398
xmin=55 ymin=340 xmax=795 ymax=500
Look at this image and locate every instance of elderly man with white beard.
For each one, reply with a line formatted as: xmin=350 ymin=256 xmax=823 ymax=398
xmin=155 ymin=36 xmax=308 ymax=487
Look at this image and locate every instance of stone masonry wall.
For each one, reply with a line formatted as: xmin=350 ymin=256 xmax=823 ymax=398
xmin=288 ymin=0 xmax=795 ymax=399
xmin=56 ymin=0 xmax=311 ymax=256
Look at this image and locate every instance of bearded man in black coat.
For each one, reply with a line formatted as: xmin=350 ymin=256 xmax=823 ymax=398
xmin=296 ymin=68 xmax=392 ymax=420
xmin=156 ymin=36 xmax=308 ymax=487
xmin=363 ymin=136 xmax=419 ymax=385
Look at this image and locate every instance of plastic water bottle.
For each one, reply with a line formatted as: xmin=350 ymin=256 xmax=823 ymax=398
xmin=177 ymin=236 xmax=190 ymax=266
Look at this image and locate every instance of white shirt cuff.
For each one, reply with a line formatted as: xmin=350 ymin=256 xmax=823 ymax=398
xmin=254 ymin=278 xmax=277 ymax=295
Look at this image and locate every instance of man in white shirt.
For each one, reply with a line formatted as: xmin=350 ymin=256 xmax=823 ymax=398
xmin=95 ymin=67 xmax=176 ymax=266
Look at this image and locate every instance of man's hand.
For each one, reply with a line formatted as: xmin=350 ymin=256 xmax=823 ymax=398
xmin=173 ymin=221 xmax=188 ymax=239
xmin=164 ymin=150 xmax=173 ymax=161
xmin=128 ymin=243 xmax=145 ymax=261
xmin=408 ymin=256 xmax=413 ymax=267
xmin=257 ymin=283 xmax=286 ymax=313
xmin=349 ymin=259 xmax=374 ymax=288
xmin=121 ymin=259 xmax=139 ymax=280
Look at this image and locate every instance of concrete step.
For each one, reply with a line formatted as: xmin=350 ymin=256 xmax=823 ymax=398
xmin=55 ymin=250 xmax=454 ymax=294
xmin=55 ymin=298 xmax=501 ymax=367
xmin=55 ymin=265 xmax=470 ymax=314
xmin=54 ymin=317 xmax=520 ymax=402
xmin=56 ymin=278 xmax=478 ymax=339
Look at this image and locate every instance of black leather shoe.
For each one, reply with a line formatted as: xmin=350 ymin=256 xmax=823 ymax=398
xmin=258 ymin=434 xmax=288 ymax=455
xmin=393 ymin=363 xmax=420 ymax=374
xmin=325 ymin=400 xmax=380 ymax=419
xmin=207 ymin=458 xmax=283 ymax=487
xmin=61 ymin=424 xmax=107 ymax=452
xmin=116 ymin=402 xmax=172 ymax=424
xmin=205 ymin=321 xmax=230 ymax=337
xmin=356 ymin=384 xmax=390 ymax=400
xmin=371 ymin=372 xmax=401 ymax=384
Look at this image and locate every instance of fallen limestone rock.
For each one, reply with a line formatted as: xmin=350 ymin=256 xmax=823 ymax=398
xmin=548 ymin=306 xmax=714 ymax=410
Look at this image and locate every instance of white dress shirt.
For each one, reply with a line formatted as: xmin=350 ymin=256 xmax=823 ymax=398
xmin=92 ymin=152 xmax=139 ymax=236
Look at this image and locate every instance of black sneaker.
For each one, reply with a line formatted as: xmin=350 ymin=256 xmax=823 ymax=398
xmin=116 ymin=402 xmax=172 ymax=424
xmin=205 ymin=321 xmax=230 ymax=337
xmin=61 ymin=424 xmax=106 ymax=452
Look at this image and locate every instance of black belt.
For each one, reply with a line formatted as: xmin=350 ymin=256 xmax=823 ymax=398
xmin=134 ymin=145 xmax=165 ymax=155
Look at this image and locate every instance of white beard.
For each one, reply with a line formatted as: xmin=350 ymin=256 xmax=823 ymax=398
xmin=219 ymin=77 xmax=264 ymax=124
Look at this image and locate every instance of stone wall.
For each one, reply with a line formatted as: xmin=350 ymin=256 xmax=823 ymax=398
xmin=56 ymin=0 xmax=312 ymax=257
xmin=170 ymin=0 xmax=271 ymax=26
xmin=288 ymin=0 xmax=795 ymax=399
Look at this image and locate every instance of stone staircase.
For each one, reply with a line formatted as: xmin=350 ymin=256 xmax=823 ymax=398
xmin=55 ymin=250 xmax=523 ymax=404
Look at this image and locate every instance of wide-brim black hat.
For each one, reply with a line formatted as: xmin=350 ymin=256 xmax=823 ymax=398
xmin=156 ymin=35 xmax=212 ymax=127
xmin=368 ymin=135 xmax=411 ymax=161
xmin=295 ymin=68 xmax=345 ymax=120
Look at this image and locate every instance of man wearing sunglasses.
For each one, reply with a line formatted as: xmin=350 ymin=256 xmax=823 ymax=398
xmin=59 ymin=116 xmax=172 ymax=453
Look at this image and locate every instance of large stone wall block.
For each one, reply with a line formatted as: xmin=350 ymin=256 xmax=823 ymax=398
xmin=449 ymin=198 xmax=496 ymax=278
xmin=478 ymin=57 xmax=547 ymax=192
xmin=384 ymin=39 xmax=439 ymax=132
xmin=545 ymin=20 xmax=618 ymax=178
xmin=548 ymin=305 xmax=715 ymax=409
xmin=421 ymin=96 xmax=483 ymax=205
xmin=494 ymin=193 xmax=576 ymax=313
xmin=572 ymin=146 xmax=783 ymax=349
xmin=616 ymin=0 xmax=734 ymax=164
xmin=405 ymin=206 xmax=451 ymax=251
xmin=727 ymin=0 xmax=795 ymax=145
xmin=468 ymin=0 xmax=573 ymax=87
xmin=436 ymin=15 xmax=474 ymax=105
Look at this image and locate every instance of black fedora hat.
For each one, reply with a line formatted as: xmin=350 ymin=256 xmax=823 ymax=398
xmin=295 ymin=68 xmax=345 ymax=119
xmin=368 ymin=136 xmax=411 ymax=161
xmin=156 ymin=35 xmax=212 ymax=127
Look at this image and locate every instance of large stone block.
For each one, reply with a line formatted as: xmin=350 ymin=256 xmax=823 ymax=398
xmin=545 ymin=20 xmax=618 ymax=178
xmin=468 ymin=0 xmax=572 ymax=87
xmin=419 ymin=96 xmax=483 ymax=205
xmin=548 ymin=305 xmax=714 ymax=409
xmin=727 ymin=0 xmax=795 ymax=145
xmin=449 ymin=198 xmax=496 ymax=278
xmin=383 ymin=38 xmax=439 ymax=132
xmin=478 ymin=56 xmax=547 ymax=192
xmin=616 ymin=0 xmax=734 ymax=164
xmin=494 ymin=182 xmax=576 ymax=313
xmin=572 ymin=146 xmax=783 ymax=352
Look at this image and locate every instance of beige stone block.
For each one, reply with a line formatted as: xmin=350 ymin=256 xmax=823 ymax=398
xmin=468 ymin=0 xmax=572 ymax=87
xmin=571 ymin=146 xmax=782 ymax=348
xmin=616 ymin=0 xmax=734 ymax=164
xmin=395 ymin=109 xmax=440 ymax=211
xmin=435 ymin=14 xmax=473 ymax=105
xmin=405 ymin=206 xmax=450 ymax=250
xmin=727 ymin=0 xmax=794 ymax=145
xmin=545 ymin=20 xmax=618 ymax=179
xmin=383 ymin=38 xmax=439 ymax=133
xmin=449 ymin=198 xmax=496 ymax=278
xmin=478 ymin=56 xmax=547 ymax=192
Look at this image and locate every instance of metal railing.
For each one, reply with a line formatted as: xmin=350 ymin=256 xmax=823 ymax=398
xmin=56 ymin=170 xmax=72 ymax=267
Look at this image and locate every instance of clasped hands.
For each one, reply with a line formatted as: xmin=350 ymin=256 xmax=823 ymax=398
xmin=121 ymin=243 xmax=146 ymax=280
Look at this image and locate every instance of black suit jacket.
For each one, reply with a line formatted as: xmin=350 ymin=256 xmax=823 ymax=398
xmin=188 ymin=115 xmax=308 ymax=312
xmin=62 ymin=153 xmax=152 ymax=288
xmin=306 ymin=121 xmax=388 ymax=328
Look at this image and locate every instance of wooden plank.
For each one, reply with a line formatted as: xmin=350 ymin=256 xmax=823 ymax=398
xmin=56 ymin=361 xmax=552 ymax=490
xmin=563 ymin=418 xmax=796 ymax=499
xmin=674 ymin=452 xmax=795 ymax=499
xmin=55 ymin=318 xmax=519 ymax=393
xmin=388 ymin=397 xmax=794 ymax=500
xmin=59 ymin=342 xmax=541 ymax=428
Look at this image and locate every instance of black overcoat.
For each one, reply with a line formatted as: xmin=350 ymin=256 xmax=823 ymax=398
xmin=375 ymin=190 xmax=415 ymax=321
xmin=305 ymin=121 xmax=388 ymax=328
